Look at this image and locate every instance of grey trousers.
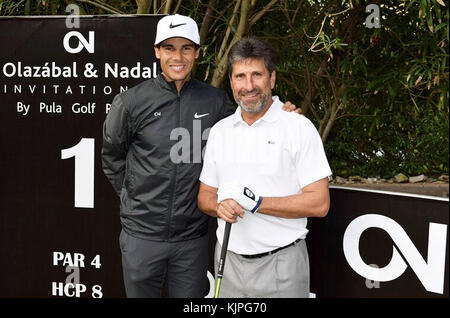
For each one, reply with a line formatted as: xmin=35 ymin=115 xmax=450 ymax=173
xmin=214 ymin=239 xmax=310 ymax=298
xmin=119 ymin=229 xmax=209 ymax=298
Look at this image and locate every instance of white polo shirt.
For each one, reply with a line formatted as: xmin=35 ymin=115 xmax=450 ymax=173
xmin=199 ymin=96 xmax=332 ymax=255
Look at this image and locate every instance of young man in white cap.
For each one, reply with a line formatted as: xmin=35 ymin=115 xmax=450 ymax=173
xmin=102 ymin=15 xmax=299 ymax=298
xmin=102 ymin=14 xmax=227 ymax=298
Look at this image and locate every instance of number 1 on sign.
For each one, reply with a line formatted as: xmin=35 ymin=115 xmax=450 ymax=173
xmin=61 ymin=138 xmax=95 ymax=208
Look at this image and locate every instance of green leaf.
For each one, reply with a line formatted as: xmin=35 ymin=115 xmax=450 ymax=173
xmin=420 ymin=0 xmax=427 ymax=19
xmin=433 ymin=0 xmax=443 ymax=22
xmin=427 ymin=11 xmax=434 ymax=32
xmin=435 ymin=22 xmax=446 ymax=32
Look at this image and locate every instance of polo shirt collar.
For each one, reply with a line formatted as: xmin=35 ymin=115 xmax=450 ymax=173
xmin=233 ymin=95 xmax=283 ymax=126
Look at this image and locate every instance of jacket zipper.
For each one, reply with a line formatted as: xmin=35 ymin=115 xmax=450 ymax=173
xmin=165 ymin=92 xmax=181 ymax=241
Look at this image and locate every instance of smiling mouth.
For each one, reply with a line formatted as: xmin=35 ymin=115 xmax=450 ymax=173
xmin=240 ymin=90 xmax=261 ymax=100
xmin=170 ymin=65 xmax=185 ymax=72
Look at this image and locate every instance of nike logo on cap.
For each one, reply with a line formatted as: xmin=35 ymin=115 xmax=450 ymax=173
xmin=170 ymin=22 xmax=187 ymax=28
xmin=194 ymin=112 xmax=209 ymax=119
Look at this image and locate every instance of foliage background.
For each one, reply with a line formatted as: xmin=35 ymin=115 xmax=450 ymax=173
xmin=1 ymin=0 xmax=448 ymax=178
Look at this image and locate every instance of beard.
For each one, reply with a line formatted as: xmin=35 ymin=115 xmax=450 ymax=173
xmin=234 ymin=89 xmax=270 ymax=114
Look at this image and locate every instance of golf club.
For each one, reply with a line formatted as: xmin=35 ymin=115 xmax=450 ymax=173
xmin=214 ymin=221 xmax=232 ymax=298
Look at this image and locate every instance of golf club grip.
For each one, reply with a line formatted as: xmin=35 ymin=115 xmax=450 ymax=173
xmin=214 ymin=222 xmax=232 ymax=298
xmin=217 ymin=222 xmax=232 ymax=277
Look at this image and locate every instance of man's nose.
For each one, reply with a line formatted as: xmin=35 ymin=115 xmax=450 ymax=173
xmin=243 ymin=76 xmax=255 ymax=91
xmin=173 ymin=49 xmax=183 ymax=61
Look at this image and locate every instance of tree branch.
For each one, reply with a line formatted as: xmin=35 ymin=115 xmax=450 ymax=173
xmin=216 ymin=0 xmax=241 ymax=63
xmin=211 ymin=0 xmax=250 ymax=87
xmin=172 ymin=0 xmax=182 ymax=14
xmin=92 ymin=0 xmax=124 ymax=13
xmin=301 ymin=55 xmax=313 ymax=115
xmin=321 ymin=102 xmax=341 ymax=143
xmin=248 ymin=0 xmax=278 ymax=28
xmin=76 ymin=0 xmax=124 ymax=14
xmin=279 ymin=75 xmax=305 ymax=98
xmin=292 ymin=0 xmax=303 ymax=24
xmin=163 ymin=0 xmax=173 ymax=14
xmin=199 ymin=0 xmax=216 ymax=46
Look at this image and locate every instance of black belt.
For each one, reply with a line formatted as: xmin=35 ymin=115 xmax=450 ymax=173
xmin=240 ymin=238 xmax=303 ymax=259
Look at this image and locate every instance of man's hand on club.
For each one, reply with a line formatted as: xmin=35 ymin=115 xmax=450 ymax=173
xmin=216 ymin=199 xmax=244 ymax=223
xmin=216 ymin=183 xmax=263 ymax=223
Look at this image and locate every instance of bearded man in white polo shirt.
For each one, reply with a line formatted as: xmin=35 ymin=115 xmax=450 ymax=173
xmin=197 ymin=37 xmax=332 ymax=298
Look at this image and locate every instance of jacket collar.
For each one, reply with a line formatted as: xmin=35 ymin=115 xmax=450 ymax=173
xmin=156 ymin=72 xmax=194 ymax=94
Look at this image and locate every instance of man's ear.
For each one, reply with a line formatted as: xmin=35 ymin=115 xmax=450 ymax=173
xmin=270 ymin=71 xmax=276 ymax=90
xmin=154 ymin=46 xmax=161 ymax=59
xmin=195 ymin=47 xmax=200 ymax=59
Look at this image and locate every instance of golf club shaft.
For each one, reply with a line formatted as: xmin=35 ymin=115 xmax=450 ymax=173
xmin=214 ymin=222 xmax=232 ymax=298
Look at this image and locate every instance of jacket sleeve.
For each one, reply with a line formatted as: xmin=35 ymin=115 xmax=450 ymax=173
xmin=101 ymin=94 xmax=132 ymax=197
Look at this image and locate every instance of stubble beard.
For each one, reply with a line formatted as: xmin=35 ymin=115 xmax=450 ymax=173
xmin=235 ymin=90 xmax=269 ymax=114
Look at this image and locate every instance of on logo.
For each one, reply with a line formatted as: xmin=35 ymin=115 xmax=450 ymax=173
xmin=63 ymin=31 xmax=95 ymax=54
xmin=343 ymin=214 xmax=447 ymax=294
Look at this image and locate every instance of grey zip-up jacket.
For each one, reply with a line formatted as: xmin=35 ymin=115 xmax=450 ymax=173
xmin=102 ymin=74 xmax=232 ymax=242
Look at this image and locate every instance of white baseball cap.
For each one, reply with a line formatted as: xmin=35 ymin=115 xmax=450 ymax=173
xmin=154 ymin=14 xmax=200 ymax=46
